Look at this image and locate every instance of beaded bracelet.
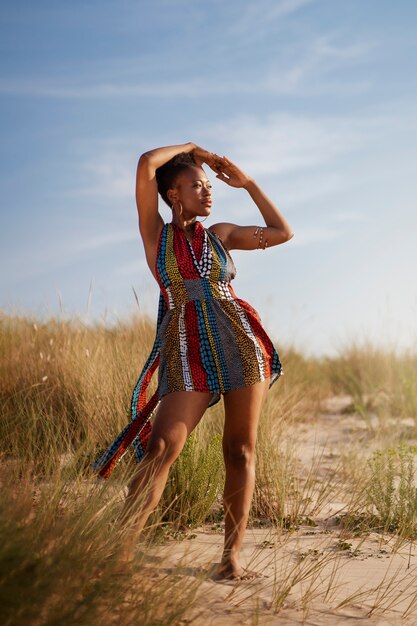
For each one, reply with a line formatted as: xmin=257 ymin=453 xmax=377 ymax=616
xmin=253 ymin=227 xmax=268 ymax=249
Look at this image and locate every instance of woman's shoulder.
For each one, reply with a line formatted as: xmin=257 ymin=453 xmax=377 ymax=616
xmin=207 ymin=222 xmax=237 ymax=251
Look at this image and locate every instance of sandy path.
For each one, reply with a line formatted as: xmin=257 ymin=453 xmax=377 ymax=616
xmin=144 ymin=526 xmax=417 ymax=624
xmin=137 ymin=395 xmax=417 ymax=624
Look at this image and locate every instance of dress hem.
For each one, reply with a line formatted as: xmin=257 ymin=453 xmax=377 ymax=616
xmin=157 ymin=367 xmax=283 ymax=408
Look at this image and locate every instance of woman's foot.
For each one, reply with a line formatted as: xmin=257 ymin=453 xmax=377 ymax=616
xmin=109 ymin=545 xmax=137 ymax=574
xmin=211 ymin=558 xmax=260 ymax=581
xmin=117 ymin=551 xmax=135 ymax=566
xmin=91 ymin=549 xmax=135 ymax=580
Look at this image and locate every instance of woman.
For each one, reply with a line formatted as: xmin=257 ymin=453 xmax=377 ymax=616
xmin=93 ymin=142 xmax=294 ymax=580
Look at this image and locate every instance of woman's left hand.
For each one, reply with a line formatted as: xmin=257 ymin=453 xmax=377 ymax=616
xmin=210 ymin=155 xmax=253 ymax=189
xmin=192 ymin=145 xmax=218 ymax=168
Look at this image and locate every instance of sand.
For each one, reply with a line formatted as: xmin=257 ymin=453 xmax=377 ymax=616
xmin=130 ymin=395 xmax=417 ymax=624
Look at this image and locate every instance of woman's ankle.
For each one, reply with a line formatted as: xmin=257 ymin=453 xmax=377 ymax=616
xmin=221 ymin=548 xmax=240 ymax=565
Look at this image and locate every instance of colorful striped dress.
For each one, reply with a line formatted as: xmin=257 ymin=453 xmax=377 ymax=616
xmin=93 ymin=220 xmax=283 ymax=479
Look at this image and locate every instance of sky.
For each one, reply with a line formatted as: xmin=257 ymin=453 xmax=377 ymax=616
xmin=1 ymin=0 xmax=416 ymax=358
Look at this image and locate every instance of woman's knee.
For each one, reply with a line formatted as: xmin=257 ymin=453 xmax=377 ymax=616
xmin=223 ymin=441 xmax=255 ymax=468
xmin=145 ymin=435 xmax=183 ymax=467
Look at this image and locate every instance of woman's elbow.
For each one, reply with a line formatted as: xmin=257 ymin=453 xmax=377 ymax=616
xmin=270 ymin=229 xmax=294 ymax=247
xmin=138 ymin=152 xmax=151 ymax=166
xmin=137 ymin=152 xmax=156 ymax=173
xmin=277 ymin=229 xmax=294 ymax=243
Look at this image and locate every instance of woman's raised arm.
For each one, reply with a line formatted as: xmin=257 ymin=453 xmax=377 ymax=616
xmin=208 ymin=155 xmax=294 ymax=251
xmin=136 ymin=142 xmax=196 ymax=243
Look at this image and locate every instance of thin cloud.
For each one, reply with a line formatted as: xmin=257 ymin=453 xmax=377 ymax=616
xmin=201 ymin=112 xmax=370 ymax=176
xmin=0 ymin=72 xmax=367 ymax=99
xmin=226 ymin=0 xmax=315 ymax=37
xmin=0 ymin=27 xmax=376 ymax=100
xmin=69 ymin=153 xmax=136 ymax=200
xmin=66 ymin=104 xmax=414 ymax=212
xmin=65 ymin=113 xmax=357 ymax=202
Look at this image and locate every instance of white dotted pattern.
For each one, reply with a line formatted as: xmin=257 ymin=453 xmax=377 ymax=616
xmin=230 ymin=299 xmax=265 ymax=380
xmin=179 ymin=304 xmax=194 ymax=391
xmin=217 ymin=280 xmax=235 ymax=301
xmin=187 ymin=229 xmax=213 ymax=278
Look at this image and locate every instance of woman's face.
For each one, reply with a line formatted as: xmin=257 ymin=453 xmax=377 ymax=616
xmin=171 ymin=166 xmax=213 ymax=218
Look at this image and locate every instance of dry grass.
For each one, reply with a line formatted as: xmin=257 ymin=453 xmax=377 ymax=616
xmin=1 ymin=310 xmax=417 ymax=624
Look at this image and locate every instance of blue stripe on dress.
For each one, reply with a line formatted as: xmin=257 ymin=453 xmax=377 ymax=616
xmin=157 ymin=224 xmax=170 ymax=288
xmin=205 ymin=300 xmax=231 ymax=390
xmin=194 ymin=300 xmax=221 ymax=393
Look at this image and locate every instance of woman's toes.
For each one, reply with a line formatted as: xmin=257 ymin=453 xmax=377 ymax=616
xmin=211 ymin=561 xmax=243 ymax=581
xmin=237 ymin=568 xmax=264 ymax=581
xmin=208 ymin=560 xmax=265 ymax=582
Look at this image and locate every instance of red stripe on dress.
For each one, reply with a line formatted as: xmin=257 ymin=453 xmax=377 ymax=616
xmin=134 ymin=353 xmax=160 ymax=415
xmin=192 ymin=222 xmax=204 ymax=262
xmin=185 ymin=302 xmax=209 ymax=390
xmin=172 ymin=223 xmax=202 ymax=279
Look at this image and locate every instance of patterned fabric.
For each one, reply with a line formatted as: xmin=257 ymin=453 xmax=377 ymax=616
xmin=92 ymin=221 xmax=283 ymax=479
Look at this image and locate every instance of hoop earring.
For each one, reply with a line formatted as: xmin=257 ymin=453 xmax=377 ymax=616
xmin=200 ymin=216 xmax=208 ymax=223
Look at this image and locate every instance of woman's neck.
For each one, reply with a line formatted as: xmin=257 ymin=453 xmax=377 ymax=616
xmin=172 ymin=216 xmax=197 ymax=232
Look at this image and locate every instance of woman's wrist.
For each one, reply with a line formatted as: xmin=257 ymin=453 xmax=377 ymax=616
xmin=243 ymin=177 xmax=256 ymax=190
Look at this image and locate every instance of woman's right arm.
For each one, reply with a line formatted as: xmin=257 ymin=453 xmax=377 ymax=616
xmin=136 ymin=142 xmax=196 ymax=243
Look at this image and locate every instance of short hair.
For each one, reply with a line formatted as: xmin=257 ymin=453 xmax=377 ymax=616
xmin=155 ymin=152 xmax=198 ymax=208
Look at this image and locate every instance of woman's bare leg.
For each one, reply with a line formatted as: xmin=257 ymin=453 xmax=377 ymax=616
xmin=217 ymin=379 xmax=269 ymax=579
xmin=117 ymin=391 xmax=211 ymax=562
